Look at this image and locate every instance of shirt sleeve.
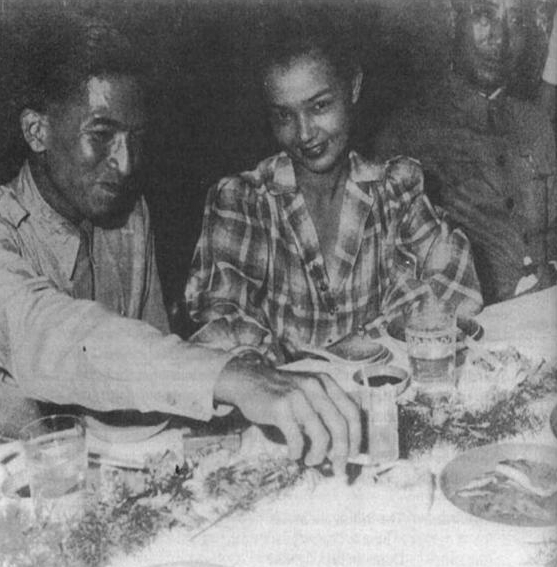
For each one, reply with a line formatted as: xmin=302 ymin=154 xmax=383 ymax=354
xmin=185 ymin=178 xmax=280 ymax=358
xmin=379 ymin=158 xmax=484 ymax=318
xmin=0 ymin=220 xmax=233 ymax=421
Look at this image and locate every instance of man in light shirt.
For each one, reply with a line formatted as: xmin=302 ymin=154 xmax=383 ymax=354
xmin=0 ymin=11 xmax=359 ymax=472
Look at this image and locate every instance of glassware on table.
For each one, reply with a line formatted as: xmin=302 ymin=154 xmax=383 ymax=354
xmin=355 ymin=372 xmax=400 ymax=465
xmin=404 ymin=296 xmax=457 ymax=393
xmin=19 ymin=414 xmax=87 ymax=521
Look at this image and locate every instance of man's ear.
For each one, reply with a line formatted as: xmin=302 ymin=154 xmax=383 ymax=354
xmin=351 ymin=67 xmax=363 ymax=105
xmin=20 ymin=109 xmax=49 ymax=153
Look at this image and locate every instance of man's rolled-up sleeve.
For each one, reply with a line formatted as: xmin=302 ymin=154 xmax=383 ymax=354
xmin=0 ymin=223 xmax=232 ymax=421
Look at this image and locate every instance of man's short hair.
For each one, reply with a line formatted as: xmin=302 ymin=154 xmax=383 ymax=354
xmin=19 ymin=10 xmax=146 ymax=113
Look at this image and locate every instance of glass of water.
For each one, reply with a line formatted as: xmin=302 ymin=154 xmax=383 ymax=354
xmin=404 ymin=297 xmax=457 ymax=393
xmin=20 ymin=414 xmax=87 ymax=522
xmin=355 ymin=375 xmax=399 ymax=465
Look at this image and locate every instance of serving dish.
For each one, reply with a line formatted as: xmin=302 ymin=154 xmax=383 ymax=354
xmin=298 ymin=333 xmax=391 ymax=366
xmin=440 ymin=442 xmax=557 ymax=527
xmin=386 ymin=315 xmax=484 ymax=346
xmin=85 ymin=410 xmax=169 ymax=444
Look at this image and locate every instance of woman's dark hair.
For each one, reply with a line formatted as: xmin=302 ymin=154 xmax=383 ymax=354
xmin=255 ymin=6 xmax=360 ymax=89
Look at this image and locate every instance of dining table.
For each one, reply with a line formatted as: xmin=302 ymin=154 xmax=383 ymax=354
xmin=1 ymin=286 xmax=556 ymax=567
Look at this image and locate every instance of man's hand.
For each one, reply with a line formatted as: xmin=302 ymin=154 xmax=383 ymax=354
xmin=214 ymin=355 xmax=361 ymax=472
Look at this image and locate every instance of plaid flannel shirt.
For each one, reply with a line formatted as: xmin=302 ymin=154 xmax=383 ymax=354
xmin=186 ymin=151 xmax=482 ymax=360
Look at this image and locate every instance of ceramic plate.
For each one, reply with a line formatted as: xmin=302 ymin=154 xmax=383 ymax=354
xmin=149 ymin=563 xmax=227 ymax=567
xmin=440 ymin=442 xmax=557 ymax=527
xmin=85 ymin=410 xmax=169 ymax=444
xmin=386 ymin=315 xmax=484 ymax=345
xmin=326 ymin=333 xmax=392 ymax=364
xmin=551 ymin=404 xmax=557 ymax=439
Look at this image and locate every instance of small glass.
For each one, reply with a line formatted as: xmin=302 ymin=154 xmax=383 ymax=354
xmin=357 ymin=378 xmax=399 ymax=465
xmin=20 ymin=414 xmax=87 ymax=522
xmin=405 ymin=297 xmax=457 ymax=392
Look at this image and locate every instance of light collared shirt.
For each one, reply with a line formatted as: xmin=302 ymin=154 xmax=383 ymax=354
xmin=186 ymin=152 xmax=482 ymax=360
xmin=0 ymin=163 xmax=231 ymax=421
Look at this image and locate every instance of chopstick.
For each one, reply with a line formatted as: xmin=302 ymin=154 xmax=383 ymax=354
xmin=88 ymin=452 xmax=147 ymax=471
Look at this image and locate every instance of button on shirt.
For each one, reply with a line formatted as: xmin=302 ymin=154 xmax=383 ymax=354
xmin=186 ymin=152 xmax=482 ymax=360
xmin=0 ymin=163 xmax=231 ymax=419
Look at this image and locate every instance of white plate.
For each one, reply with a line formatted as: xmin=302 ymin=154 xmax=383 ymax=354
xmin=85 ymin=412 xmax=170 ymax=444
xmin=440 ymin=442 xmax=557 ymax=528
xmin=148 ymin=563 xmax=227 ymax=567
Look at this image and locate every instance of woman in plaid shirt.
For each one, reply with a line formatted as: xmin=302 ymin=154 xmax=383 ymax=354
xmin=186 ymin=10 xmax=483 ymax=363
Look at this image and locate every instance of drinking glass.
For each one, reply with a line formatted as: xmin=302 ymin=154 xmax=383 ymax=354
xmin=20 ymin=414 xmax=87 ymax=521
xmin=404 ymin=297 xmax=457 ymax=393
xmin=356 ymin=377 xmax=399 ymax=465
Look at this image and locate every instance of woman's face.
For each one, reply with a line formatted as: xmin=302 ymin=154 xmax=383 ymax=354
xmin=263 ymin=52 xmax=361 ymax=178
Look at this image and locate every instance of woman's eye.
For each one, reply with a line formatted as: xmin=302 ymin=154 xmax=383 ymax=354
xmin=272 ymin=109 xmax=292 ymax=124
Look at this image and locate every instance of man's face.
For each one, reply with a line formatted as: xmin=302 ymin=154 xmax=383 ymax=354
xmin=454 ymin=0 xmax=529 ymax=92
xmin=263 ymin=53 xmax=359 ymax=179
xmin=40 ymin=75 xmax=146 ymax=227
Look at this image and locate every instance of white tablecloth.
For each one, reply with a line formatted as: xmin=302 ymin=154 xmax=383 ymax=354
xmin=111 ymin=287 xmax=557 ymax=567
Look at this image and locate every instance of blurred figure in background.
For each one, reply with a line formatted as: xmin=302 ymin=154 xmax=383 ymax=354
xmin=539 ymin=10 xmax=557 ymax=122
xmin=376 ymin=0 xmax=556 ymax=305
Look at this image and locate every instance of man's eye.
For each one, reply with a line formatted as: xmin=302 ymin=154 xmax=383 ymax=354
xmin=313 ymin=100 xmax=331 ymax=113
xmin=89 ymin=130 xmax=114 ymax=143
xmin=471 ymin=7 xmax=493 ymax=26
xmin=508 ymin=14 xmax=525 ymax=28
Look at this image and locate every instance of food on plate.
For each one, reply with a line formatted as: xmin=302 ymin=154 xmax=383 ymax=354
xmin=456 ymin=346 xmax=548 ymax=411
xmin=450 ymin=458 xmax=557 ymax=526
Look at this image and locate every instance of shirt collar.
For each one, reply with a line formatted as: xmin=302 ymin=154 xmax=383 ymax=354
xmin=267 ymin=150 xmax=384 ymax=196
xmin=448 ymin=72 xmax=507 ymax=129
xmin=14 ymin=162 xmax=82 ymax=282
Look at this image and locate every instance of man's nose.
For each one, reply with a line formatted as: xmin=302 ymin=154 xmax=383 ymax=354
xmin=487 ymin=18 xmax=507 ymax=50
xmin=297 ymin=114 xmax=315 ymax=144
xmin=107 ymin=133 xmax=133 ymax=177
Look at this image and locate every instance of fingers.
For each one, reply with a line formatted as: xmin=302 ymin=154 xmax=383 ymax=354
xmin=273 ymin=398 xmax=306 ymax=461
xmin=317 ymin=374 xmax=362 ymax=459
xmin=297 ymin=378 xmax=348 ymax=467
xmin=273 ymin=388 xmax=330 ymax=464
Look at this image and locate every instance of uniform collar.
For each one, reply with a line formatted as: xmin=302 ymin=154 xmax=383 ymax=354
xmin=12 ymin=162 xmax=82 ymax=282
xmin=448 ymin=72 xmax=507 ymax=131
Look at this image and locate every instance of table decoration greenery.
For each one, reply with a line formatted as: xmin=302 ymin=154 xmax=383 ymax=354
xmin=1 ymin=347 xmax=555 ymax=567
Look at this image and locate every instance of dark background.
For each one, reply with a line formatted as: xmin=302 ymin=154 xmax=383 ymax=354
xmin=0 ymin=0 xmax=548 ymax=322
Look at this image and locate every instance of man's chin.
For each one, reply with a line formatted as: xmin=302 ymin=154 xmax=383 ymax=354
xmin=89 ymin=198 xmax=138 ymax=229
